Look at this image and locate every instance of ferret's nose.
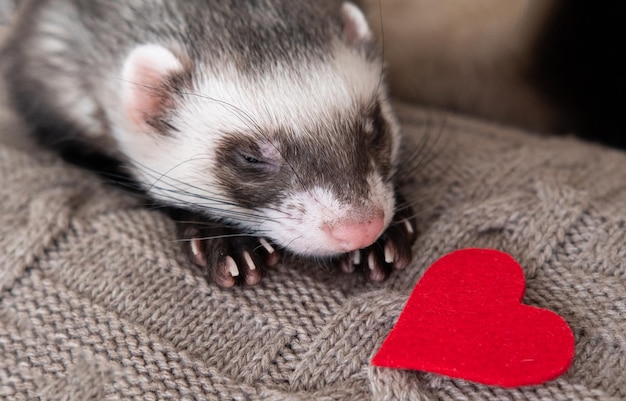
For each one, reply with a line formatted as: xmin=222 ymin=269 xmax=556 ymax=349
xmin=327 ymin=217 xmax=385 ymax=251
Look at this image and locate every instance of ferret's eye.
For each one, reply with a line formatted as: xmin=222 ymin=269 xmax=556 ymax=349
xmin=241 ymin=153 xmax=262 ymax=164
xmin=234 ymin=146 xmax=281 ymax=174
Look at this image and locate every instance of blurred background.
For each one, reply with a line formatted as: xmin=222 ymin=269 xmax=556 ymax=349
xmin=359 ymin=0 xmax=626 ymax=149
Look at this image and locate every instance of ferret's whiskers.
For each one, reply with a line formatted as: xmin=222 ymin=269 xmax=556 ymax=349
xmin=393 ymin=113 xmax=448 ymax=190
xmin=173 ymin=233 xmax=255 ymax=243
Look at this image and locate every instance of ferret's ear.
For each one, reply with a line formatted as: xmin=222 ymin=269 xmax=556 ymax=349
xmin=341 ymin=2 xmax=373 ymax=45
xmin=121 ymin=44 xmax=184 ymax=132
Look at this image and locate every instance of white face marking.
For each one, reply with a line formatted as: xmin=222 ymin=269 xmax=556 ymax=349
xmin=112 ymin=41 xmax=398 ymax=256
xmin=172 ymin=41 xmax=385 ymax=141
xmin=253 ymin=175 xmax=395 ymax=256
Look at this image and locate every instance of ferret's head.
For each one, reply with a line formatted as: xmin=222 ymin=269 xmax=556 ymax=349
xmin=115 ymin=2 xmax=400 ymax=256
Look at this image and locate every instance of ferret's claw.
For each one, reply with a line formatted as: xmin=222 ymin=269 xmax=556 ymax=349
xmin=225 ymin=256 xmax=239 ymax=277
xmin=242 ymin=251 xmax=256 ymax=271
xmin=175 ymin=210 xmax=280 ymax=287
xmin=366 ymin=251 xmax=386 ymax=282
xmin=259 ymin=237 xmax=275 ymax=254
xmin=340 ymin=256 xmax=356 ymax=273
xmin=384 ymin=241 xmax=396 ymax=264
xmin=190 ymin=236 xmax=207 ymax=267
xmin=403 ymin=218 xmax=415 ymax=235
xmin=352 ymin=250 xmax=361 ymax=265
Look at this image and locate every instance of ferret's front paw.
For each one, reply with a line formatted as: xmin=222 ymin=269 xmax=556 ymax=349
xmin=174 ymin=213 xmax=280 ymax=287
xmin=339 ymin=198 xmax=417 ymax=282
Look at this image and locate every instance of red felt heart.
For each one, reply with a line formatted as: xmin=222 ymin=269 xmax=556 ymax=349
xmin=372 ymin=248 xmax=575 ymax=387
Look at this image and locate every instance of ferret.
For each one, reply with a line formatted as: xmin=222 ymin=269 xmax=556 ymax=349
xmin=1 ymin=0 xmax=417 ymax=287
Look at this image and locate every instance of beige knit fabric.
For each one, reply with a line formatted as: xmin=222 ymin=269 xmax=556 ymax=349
xmin=1 ymin=97 xmax=625 ymax=400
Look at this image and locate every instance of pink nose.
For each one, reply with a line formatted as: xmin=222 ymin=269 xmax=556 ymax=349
xmin=327 ymin=217 xmax=385 ymax=251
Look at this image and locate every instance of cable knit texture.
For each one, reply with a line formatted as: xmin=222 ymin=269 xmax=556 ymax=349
xmin=1 ymin=80 xmax=626 ymax=401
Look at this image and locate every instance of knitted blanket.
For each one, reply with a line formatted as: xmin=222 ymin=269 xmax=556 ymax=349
xmin=1 ymin=99 xmax=625 ymax=400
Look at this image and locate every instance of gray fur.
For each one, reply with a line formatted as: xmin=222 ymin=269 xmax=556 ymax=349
xmin=2 ymin=0 xmax=356 ymax=152
xmin=0 ymin=0 xmax=409 ymax=277
xmin=1 ymin=0 xmax=393 ymax=202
